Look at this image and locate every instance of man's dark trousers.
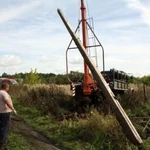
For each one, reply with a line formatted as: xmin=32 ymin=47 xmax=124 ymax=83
xmin=0 ymin=113 xmax=10 ymax=144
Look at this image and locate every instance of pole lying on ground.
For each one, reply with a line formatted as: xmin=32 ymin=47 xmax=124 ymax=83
xmin=57 ymin=9 xmax=143 ymax=146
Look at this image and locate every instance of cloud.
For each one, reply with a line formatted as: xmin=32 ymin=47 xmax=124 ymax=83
xmin=2 ymin=66 xmax=20 ymax=74
xmin=0 ymin=1 xmax=41 ymax=25
xmin=0 ymin=55 xmax=22 ymax=67
xmin=0 ymin=0 xmax=149 ymax=77
xmin=124 ymin=0 xmax=150 ymax=26
xmin=97 ymin=18 xmax=142 ymax=29
xmin=69 ymin=57 xmax=83 ymax=65
xmin=39 ymin=56 xmax=53 ymax=63
xmin=106 ymin=56 xmax=131 ymax=64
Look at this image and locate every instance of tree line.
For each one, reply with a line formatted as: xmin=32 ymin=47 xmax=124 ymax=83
xmin=130 ymin=75 xmax=150 ymax=86
xmin=1 ymin=69 xmax=84 ymax=85
xmin=1 ymin=69 xmax=150 ymax=86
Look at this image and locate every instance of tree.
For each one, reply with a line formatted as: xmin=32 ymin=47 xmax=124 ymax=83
xmin=141 ymin=75 xmax=150 ymax=86
xmin=24 ymin=69 xmax=41 ymax=85
xmin=2 ymin=72 xmax=8 ymax=77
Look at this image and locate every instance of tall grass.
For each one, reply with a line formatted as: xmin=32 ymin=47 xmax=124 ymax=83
xmin=9 ymin=83 xmax=150 ymax=149
xmin=62 ymin=111 xmax=131 ymax=150
xmin=10 ymin=84 xmax=72 ymax=116
xmin=121 ymin=84 xmax=150 ymax=117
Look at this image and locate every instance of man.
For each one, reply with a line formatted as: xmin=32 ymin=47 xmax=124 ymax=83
xmin=0 ymin=83 xmax=16 ymax=149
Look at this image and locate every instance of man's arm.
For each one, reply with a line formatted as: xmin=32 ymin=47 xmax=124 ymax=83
xmin=5 ymin=100 xmax=15 ymax=111
xmin=3 ymin=94 xmax=17 ymax=114
xmin=5 ymin=100 xmax=17 ymax=114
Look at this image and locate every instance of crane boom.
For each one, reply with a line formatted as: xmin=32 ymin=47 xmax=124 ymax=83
xmin=81 ymin=0 xmax=96 ymax=95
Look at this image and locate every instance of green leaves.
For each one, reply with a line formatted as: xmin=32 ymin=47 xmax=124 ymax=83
xmin=24 ymin=69 xmax=41 ymax=85
xmin=141 ymin=76 xmax=150 ymax=86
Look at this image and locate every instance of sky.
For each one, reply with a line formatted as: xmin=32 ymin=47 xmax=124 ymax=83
xmin=0 ymin=0 xmax=150 ymax=77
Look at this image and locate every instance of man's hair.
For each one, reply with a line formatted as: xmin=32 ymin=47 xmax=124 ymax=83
xmin=1 ymin=83 xmax=9 ymax=90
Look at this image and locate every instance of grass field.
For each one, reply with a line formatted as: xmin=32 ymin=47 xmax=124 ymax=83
xmin=8 ymin=84 xmax=150 ymax=150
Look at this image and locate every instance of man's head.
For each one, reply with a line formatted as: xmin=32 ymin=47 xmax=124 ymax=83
xmin=1 ymin=83 xmax=9 ymax=92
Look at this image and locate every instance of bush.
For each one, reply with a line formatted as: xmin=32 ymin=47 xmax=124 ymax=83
xmin=10 ymin=84 xmax=71 ymax=116
xmin=24 ymin=69 xmax=41 ymax=85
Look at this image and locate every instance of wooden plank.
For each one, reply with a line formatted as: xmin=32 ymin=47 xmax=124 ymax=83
xmin=57 ymin=9 xmax=143 ymax=146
